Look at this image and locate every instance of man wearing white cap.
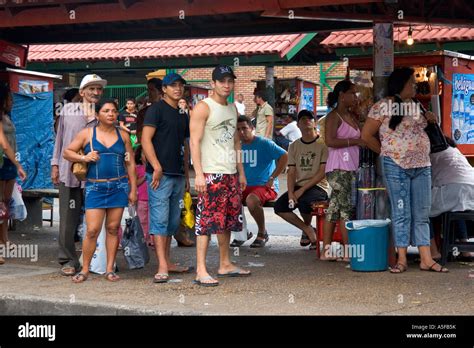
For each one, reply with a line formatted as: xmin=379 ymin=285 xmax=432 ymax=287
xmin=51 ymin=74 xmax=107 ymax=276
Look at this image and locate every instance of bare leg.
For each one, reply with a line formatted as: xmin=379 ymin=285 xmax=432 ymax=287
xmin=79 ymin=209 xmax=106 ymax=276
xmin=104 ymin=207 xmax=124 ymax=276
xmin=390 ymin=247 xmax=408 ymax=273
xmin=430 ymin=238 xmax=441 ymax=259
xmin=0 ymin=180 xmax=14 ymax=245
xmin=321 ymin=220 xmax=336 ymax=260
xmin=277 ymin=212 xmax=316 ymax=242
xmin=154 ymin=235 xmax=169 ymax=275
xmin=246 ymin=194 xmax=265 ymax=237
xmin=217 ymin=231 xmax=250 ymax=275
xmin=195 ymin=235 xmax=217 ymax=284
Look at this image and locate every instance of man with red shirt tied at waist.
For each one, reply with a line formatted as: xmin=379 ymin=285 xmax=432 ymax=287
xmin=190 ymin=65 xmax=251 ymax=287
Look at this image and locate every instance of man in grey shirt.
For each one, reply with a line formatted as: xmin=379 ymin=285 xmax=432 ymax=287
xmin=51 ymin=74 xmax=106 ymax=276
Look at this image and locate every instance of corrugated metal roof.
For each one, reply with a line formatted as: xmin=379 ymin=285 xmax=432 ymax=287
xmin=321 ymin=26 xmax=474 ymax=48
xmin=27 ymin=34 xmax=306 ymax=62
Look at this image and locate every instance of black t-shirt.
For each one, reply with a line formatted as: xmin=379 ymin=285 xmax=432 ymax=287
xmin=143 ymin=100 xmax=190 ymax=175
xmin=119 ymin=110 xmax=138 ymax=131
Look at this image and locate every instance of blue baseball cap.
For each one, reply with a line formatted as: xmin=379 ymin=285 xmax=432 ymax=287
xmin=162 ymin=72 xmax=186 ymax=86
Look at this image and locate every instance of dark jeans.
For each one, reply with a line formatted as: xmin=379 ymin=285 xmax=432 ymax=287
xmin=274 ymin=135 xmax=290 ymax=151
xmin=274 ymin=185 xmax=328 ymax=215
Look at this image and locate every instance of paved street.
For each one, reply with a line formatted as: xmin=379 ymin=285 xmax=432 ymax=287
xmin=1 ymin=200 xmax=473 ymax=315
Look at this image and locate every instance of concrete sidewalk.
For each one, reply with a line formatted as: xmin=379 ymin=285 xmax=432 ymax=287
xmin=1 ymin=217 xmax=473 ymax=316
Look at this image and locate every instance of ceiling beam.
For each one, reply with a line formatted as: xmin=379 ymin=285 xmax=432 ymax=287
xmin=261 ymin=9 xmax=474 ymax=27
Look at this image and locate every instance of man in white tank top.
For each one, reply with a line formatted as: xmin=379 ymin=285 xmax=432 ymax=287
xmin=190 ymin=65 xmax=251 ymax=287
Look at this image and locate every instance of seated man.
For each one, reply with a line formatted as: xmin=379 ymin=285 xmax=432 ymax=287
xmin=429 ymin=136 xmax=474 ymax=260
xmin=274 ymin=114 xmax=301 ymax=151
xmin=231 ymin=116 xmax=288 ymax=248
xmin=274 ymin=110 xmax=329 ymax=250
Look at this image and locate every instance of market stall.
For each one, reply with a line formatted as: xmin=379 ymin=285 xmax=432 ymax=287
xmin=253 ymin=77 xmax=319 ymax=131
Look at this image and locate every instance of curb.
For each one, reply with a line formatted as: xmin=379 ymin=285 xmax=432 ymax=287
xmin=0 ymin=294 xmax=202 ymax=316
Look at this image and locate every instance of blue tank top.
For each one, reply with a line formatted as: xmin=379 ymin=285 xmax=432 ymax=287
xmin=85 ymin=127 xmax=127 ymax=179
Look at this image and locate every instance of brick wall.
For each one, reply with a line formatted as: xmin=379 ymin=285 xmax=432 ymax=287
xmin=183 ymin=62 xmax=348 ymax=115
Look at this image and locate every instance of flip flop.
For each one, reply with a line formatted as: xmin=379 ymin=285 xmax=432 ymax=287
xmin=105 ymin=271 xmax=120 ymax=282
xmin=217 ymin=267 xmax=251 ymax=277
xmin=72 ymin=272 xmax=88 ymax=283
xmin=193 ymin=275 xmax=219 ymax=287
xmin=420 ymin=262 xmax=449 ymax=273
xmin=153 ymin=273 xmax=169 ymax=283
xmin=390 ymin=263 xmax=407 ymax=274
xmin=168 ymin=266 xmax=195 ymax=274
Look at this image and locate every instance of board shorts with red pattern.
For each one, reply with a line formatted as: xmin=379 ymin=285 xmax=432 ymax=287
xmin=242 ymin=186 xmax=277 ymax=205
xmin=195 ymin=173 xmax=243 ymax=236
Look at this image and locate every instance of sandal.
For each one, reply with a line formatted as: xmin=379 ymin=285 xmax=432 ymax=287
xmin=153 ymin=273 xmax=169 ymax=283
xmin=217 ymin=267 xmax=251 ymax=277
xmin=72 ymin=272 xmax=88 ymax=283
xmin=309 ymin=241 xmax=318 ymax=250
xmin=250 ymin=232 xmax=268 ymax=248
xmin=193 ymin=275 xmax=219 ymax=287
xmin=105 ymin=271 xmax=120 ymax=282
xmin=300 ymin=232 xmax=311 ymax=247
xmin=0 ymin=256 xmax=5 ymax=265
xmin=230 ymin=232 xmax=254 ymax=248
xmin=420 ymin=262 xmax=449 ymax=273
xmin=60 ymin=265 xmax=77 ymax=276
xmin=390 ymin=263 xmax=407 ymax=274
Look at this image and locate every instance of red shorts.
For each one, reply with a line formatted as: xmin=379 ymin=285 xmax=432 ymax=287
xmin=195 ymin=173 xmax=243 ymax=236
xmin=242 ymin=186 xmax=277 ymax=205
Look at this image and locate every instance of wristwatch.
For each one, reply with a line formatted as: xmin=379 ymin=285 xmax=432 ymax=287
xmin=81 ymin=155 xmax=85 ymax=161
xmin=269 ymin=176 xmax=275 ymax=181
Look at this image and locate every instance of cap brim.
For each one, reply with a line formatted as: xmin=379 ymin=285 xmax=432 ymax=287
xmin=80 ymin=80 xmax=107 ymax=90
xmin=164 ymin=78 xmax=186 ymax=86
xmin=215 ymin=73 xmax=237 ymax=81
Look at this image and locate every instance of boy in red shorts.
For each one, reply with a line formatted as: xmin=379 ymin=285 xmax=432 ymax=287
xmin=190 ymin=65 xmax=251 ymax=287
xmin=234 ymin=116 xmax=288 ymax=248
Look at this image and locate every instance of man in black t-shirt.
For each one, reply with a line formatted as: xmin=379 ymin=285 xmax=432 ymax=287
xmin=141 ymin=72 xmax=192 ymax=284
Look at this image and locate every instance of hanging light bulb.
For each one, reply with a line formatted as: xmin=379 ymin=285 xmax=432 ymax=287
xmin=407 ymin=25 xmax=414 ymax=46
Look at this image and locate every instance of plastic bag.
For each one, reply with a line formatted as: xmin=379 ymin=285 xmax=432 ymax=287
xmin=121 ymin=205 xmax=150 ymax=269
xmin=79 ymin=220 xmax=116 ymax=274
xmin=181 ymin=191 xmax=195 ymax=229
xmin=9 ymin=183 xmax=27 ymax=221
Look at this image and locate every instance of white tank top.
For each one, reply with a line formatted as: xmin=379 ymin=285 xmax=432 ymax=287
xmin=201 ymin=97 xmax=238 ymax=174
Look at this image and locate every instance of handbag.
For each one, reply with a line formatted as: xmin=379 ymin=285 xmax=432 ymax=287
xmin=414 ymin=98 xmax=449 ymax=154
xmin=121 ymin=205 xmax=150 ymax=269
xmin=72 ymin=128 xmax=93 ymax=181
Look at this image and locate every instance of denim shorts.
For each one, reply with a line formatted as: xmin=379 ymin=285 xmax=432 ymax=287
xmin=84 ymin=177 xmax=129 ymax=210
xmin=0 ymin=158 xmax=18 ymax=181
xmin=147 ymin=174 xmax=185 ymax=237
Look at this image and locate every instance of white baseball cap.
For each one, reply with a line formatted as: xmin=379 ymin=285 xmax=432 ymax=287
xmin=79 ymin=74 xmax=107 ymax=90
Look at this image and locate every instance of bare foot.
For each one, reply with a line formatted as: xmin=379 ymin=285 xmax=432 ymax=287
xmin=168 ymin=263 xmax=194 ymax=273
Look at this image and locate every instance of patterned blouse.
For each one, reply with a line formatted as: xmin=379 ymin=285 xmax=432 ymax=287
xmin=368 ymin=98 xmax=431 ymax=169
